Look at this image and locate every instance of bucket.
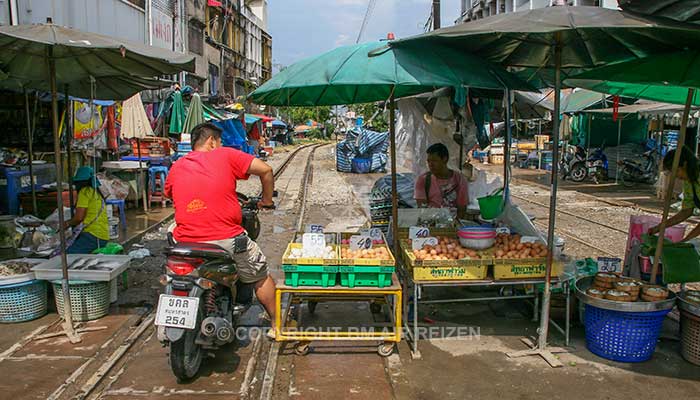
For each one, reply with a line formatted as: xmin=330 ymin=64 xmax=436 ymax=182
xmin=108 ymin=217 xmax=119 ymax=240
xmin=477 ymin=189 xmax=504 ymax=220
xmin=351 ymin=158 xmax=372 ymax=174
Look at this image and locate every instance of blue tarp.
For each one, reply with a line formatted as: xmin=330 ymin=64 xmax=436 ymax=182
xmin=336 ymin=127 xmax=389 ymax=173
xmin=212 ymin=119 xmax=255 ymax=155
xmin=245 ymin=115 xmax=261 ymax=124
xmin=272 ymin=119 xmax=287 ymax=128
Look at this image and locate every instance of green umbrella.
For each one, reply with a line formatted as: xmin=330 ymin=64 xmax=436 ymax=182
xmin=169 ymin=90 xmax=186 ymax=134
xmin=392 ymin=5 xmax=700 ymax=362
xmin=0 ymin=22 xmax=194 ymax=94
xmin=183 ymin=93 xmax=204 ymax=134
xmin=249 ymin=41 xmax=536 ymax=106
xmin=565 ymin=50 xmax=700 ymax=105
xmin=619 ymin=0 xmax=700 ymax=24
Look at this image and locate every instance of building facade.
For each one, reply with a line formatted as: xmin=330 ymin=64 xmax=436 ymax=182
xmin=0 ymin=0 xmax=272 ymax=99
xmin=458 ymin=0 xmax=619 ymax=23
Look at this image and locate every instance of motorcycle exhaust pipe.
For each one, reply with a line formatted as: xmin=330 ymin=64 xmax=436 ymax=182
xmin=201 ymin=317 xmax=225 ymax=337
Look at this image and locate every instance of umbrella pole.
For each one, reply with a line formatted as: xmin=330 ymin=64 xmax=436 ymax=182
xmin=616 ymin=118 xmax=622 ymax=184
xmin=650 ymin=88 xmax=695 ymax=283
xmin=137 ymin=139 xmax=148 ymax=212
xmin=389 ymin=94 xmax=400 ymax=261
xmin=65 ymin=85 xmax=74 ymax=212
xmin=49 ymin=51 xmax=80 ymax=343
xmin=508 ymin=39 xmax=566 ymax=368
xmin=504 ymin=89 xmax=512 ymax=201
xmin=24 ymin=88 xmax=38 ymax=215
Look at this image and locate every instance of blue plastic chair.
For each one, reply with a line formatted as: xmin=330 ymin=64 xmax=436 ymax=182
xmin=149 ymin=166 xmax=169 ymax=193
xmin=105 ymin=198 xmax=126 ymax=231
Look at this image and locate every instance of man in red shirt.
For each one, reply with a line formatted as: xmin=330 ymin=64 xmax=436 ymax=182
xmin=165 ymin=122 xmax=277 ymax=331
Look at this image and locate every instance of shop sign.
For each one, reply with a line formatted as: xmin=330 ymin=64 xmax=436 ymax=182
xmin=152 ymin=8 xmax=173 ymax=50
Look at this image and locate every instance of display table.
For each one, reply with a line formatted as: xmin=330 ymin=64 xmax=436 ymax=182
xmin=274 ymin=273 xmax=402 ymax=356
xmin=101 ymin=162 xmax=149 ymax=211
xmin=406 ymin=274 xmax=571 ymax=358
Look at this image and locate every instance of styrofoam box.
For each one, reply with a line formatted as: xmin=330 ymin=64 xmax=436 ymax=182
xmin=0 ymin=258 xmax=45 ymax=286
xmin=32 ymin=255 xmax=132 ymax=282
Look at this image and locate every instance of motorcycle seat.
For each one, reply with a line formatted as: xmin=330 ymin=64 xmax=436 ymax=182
xmin=165 ymin=242 xmax=232 ymax=260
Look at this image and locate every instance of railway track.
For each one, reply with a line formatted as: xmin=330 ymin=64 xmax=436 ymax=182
xmin=511 ymin=193 xmax=628 ymax=257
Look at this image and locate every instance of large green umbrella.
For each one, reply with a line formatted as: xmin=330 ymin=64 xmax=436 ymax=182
xmin=249 ymin=41 xmax=536 ymax=106
xmin=565 ymin=50 xmax=700 ymax=106
xmin=619 ymin=0 xmax=700 ymax=24
xmin=169 ymin=90 xmax=186 ymax=134
xmin=183 ymin=93 xmax=204 ymax=134
xmin=391 ymin=5 xmax=700 ymax=363
xmin=0 ymin=21 xmax=194 ymax=342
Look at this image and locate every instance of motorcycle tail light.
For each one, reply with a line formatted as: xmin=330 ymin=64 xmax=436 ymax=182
xmin=166 ymin=256 xmax=204 ymax=276
xmin=172 ymin=289 xmax=190 ymax=296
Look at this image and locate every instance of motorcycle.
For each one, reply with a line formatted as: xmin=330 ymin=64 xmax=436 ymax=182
xmin=156 ymin=195 xmax=273 ymax=380
xmin=561 ymin=143 xmax=608 ymax=184
xmin=618 ymin=149 xmax=659 ymax=187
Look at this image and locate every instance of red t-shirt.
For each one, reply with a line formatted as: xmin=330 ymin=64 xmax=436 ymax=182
xmin=165 ymin=147 xmax=254 ymax=242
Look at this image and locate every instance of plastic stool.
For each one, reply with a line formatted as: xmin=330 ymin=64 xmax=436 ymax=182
xmin=106 ymin=199 xmax=126 ymax=231
xmin=149 ymin=166 xmax=169 ymax=192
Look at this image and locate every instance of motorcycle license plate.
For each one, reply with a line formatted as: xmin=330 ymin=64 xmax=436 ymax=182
xmin=155 ymin=294 xmax=200 ymax=329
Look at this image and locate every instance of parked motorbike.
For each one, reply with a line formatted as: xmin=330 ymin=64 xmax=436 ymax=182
xmin=560 ymin=143 xmax=608 ymax=184
xmin=156 ymin=196 xmax=274 ymax=380
xmin=618 ymin=149 xmax=659 ymax=187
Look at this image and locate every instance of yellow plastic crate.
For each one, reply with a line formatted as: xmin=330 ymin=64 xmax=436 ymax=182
xmin=400 ymin=240 xmax=493 ymax=267
xmin=339 ymin=245 xmax=395 ymax=266
xmin=282 ymin=243 xmax=339 ymax=266
xmin=493 ymin=259 xmax=564 ymax=280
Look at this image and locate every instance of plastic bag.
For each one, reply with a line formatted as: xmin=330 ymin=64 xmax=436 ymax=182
xmin=44 ymin=207 xmax=73 ymax=230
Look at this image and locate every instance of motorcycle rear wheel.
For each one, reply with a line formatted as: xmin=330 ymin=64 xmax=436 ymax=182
xmin=620 ymin=170 xmax=636 ymax=187
xmin=169 ymin=313 xmax=204 ymax=381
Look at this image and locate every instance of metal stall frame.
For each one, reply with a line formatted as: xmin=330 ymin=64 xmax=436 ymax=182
xmin=273 ymin=274 xmax=403 ymax=357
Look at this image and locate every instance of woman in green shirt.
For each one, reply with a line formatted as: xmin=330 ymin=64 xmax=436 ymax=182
xmin=64 ymin=166 xmax=109 ymax=254
xmin=649 ymin=146 xmax=700 ymax=241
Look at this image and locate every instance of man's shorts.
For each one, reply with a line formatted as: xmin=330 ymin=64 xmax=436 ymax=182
xmin=206 ymin=235 xmax=269 ymax=284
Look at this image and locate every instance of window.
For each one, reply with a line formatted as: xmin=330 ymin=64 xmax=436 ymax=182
xmin=188 ymin=22 xmax=203 ymax=56
xmin=209 ymin=63 xmax=220 ymax=96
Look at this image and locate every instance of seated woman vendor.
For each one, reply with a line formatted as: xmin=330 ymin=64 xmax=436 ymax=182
xmin=649 ymin=146 xmax=700 ymax=241
xmin=63 ymin=167 xmax=109 ymax=254
xmin=414 ymin=143 xmax=469 ymax=218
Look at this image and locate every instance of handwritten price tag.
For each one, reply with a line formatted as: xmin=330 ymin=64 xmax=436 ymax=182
xmin=409 ymin=226 xmax=430 ymax=240
xmin=302 ymin=233 xmax=326 ymax=253
xmin=305 ymin=224 xmax=324 ymax=233
xmin=597 ymin=257 xmax=622 ymax=273
xmin=360 ymin=228 xmax=384 ymax=241
xmin=349 ymin=235 xmax=373 ymax=251
xmin=412 ymin=236 xmax=438 ymax=251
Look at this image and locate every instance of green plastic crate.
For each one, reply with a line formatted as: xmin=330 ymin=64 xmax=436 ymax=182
xmin=339 ymin=266 xmax=394 ymax=288
xmin=283 ymin=265 xmax=338 ymax=287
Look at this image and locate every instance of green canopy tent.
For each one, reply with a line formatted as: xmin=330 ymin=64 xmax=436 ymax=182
xmin=0 ymin=20 xmax=194 ymax=342
xmin=566 ymin=50 xmax=700 ymax=288
xmin=390 ymin=5 xmax=700 ymax=366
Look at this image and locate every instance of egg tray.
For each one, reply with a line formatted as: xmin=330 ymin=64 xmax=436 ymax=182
xmin=400 ymin=240 xmax=493 ymax=267
xmin=339 ymin=244 xmax=396 ymax=266
xmin=282 ymin=243 xmax=340 ymax=266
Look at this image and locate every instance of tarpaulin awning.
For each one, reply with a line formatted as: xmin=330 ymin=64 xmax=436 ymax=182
xmin=251 ymin=114 xmax=274 ymax=123
xmin=619 ymin=0 xmax=700 ymax=24
xmin=245 ymin=115 xmax=261 ymax=124
xmin=565 ymin=50 xmax=700 ymax=106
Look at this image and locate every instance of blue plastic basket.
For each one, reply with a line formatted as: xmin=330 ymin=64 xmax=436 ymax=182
xmin=0 ymin=280 xmax=48 ymax=323
xmin=584 ymin=304 xmax=670 ymax=362
xmin=351 ymin=157 xmax=372 ymax=174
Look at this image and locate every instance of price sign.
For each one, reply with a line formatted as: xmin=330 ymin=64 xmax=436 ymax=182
xmin=412 ymin=236 xmax=438 ymax=251
xmin=305 ymin=224 xmax=324 ymax=233
xmin=409 ymin=226 xmax=430 ymax=240
xmin=597 ymin=257 xmax=622 ymax=273
xmin=349 ymin=235 xmax=373 ymax=250
xmin=360 ymin=228 xmax=384 ymax=241
xmin=302 ymin=233 xmax=326 ymax=253
xmin=520 ymin=236 xmax=541 ymax=244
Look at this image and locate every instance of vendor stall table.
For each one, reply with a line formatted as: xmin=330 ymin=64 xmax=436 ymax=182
xmin=274 ymin=273 xmax=402 ymax=357
xmin=407 ymin=275 xmax=571 ymax=358
xmin=101 ymin=162 xmax=149 ymax=211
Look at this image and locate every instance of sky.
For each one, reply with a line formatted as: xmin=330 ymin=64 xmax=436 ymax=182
xmin=268 ymin=0 xmax=461 ymax=72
